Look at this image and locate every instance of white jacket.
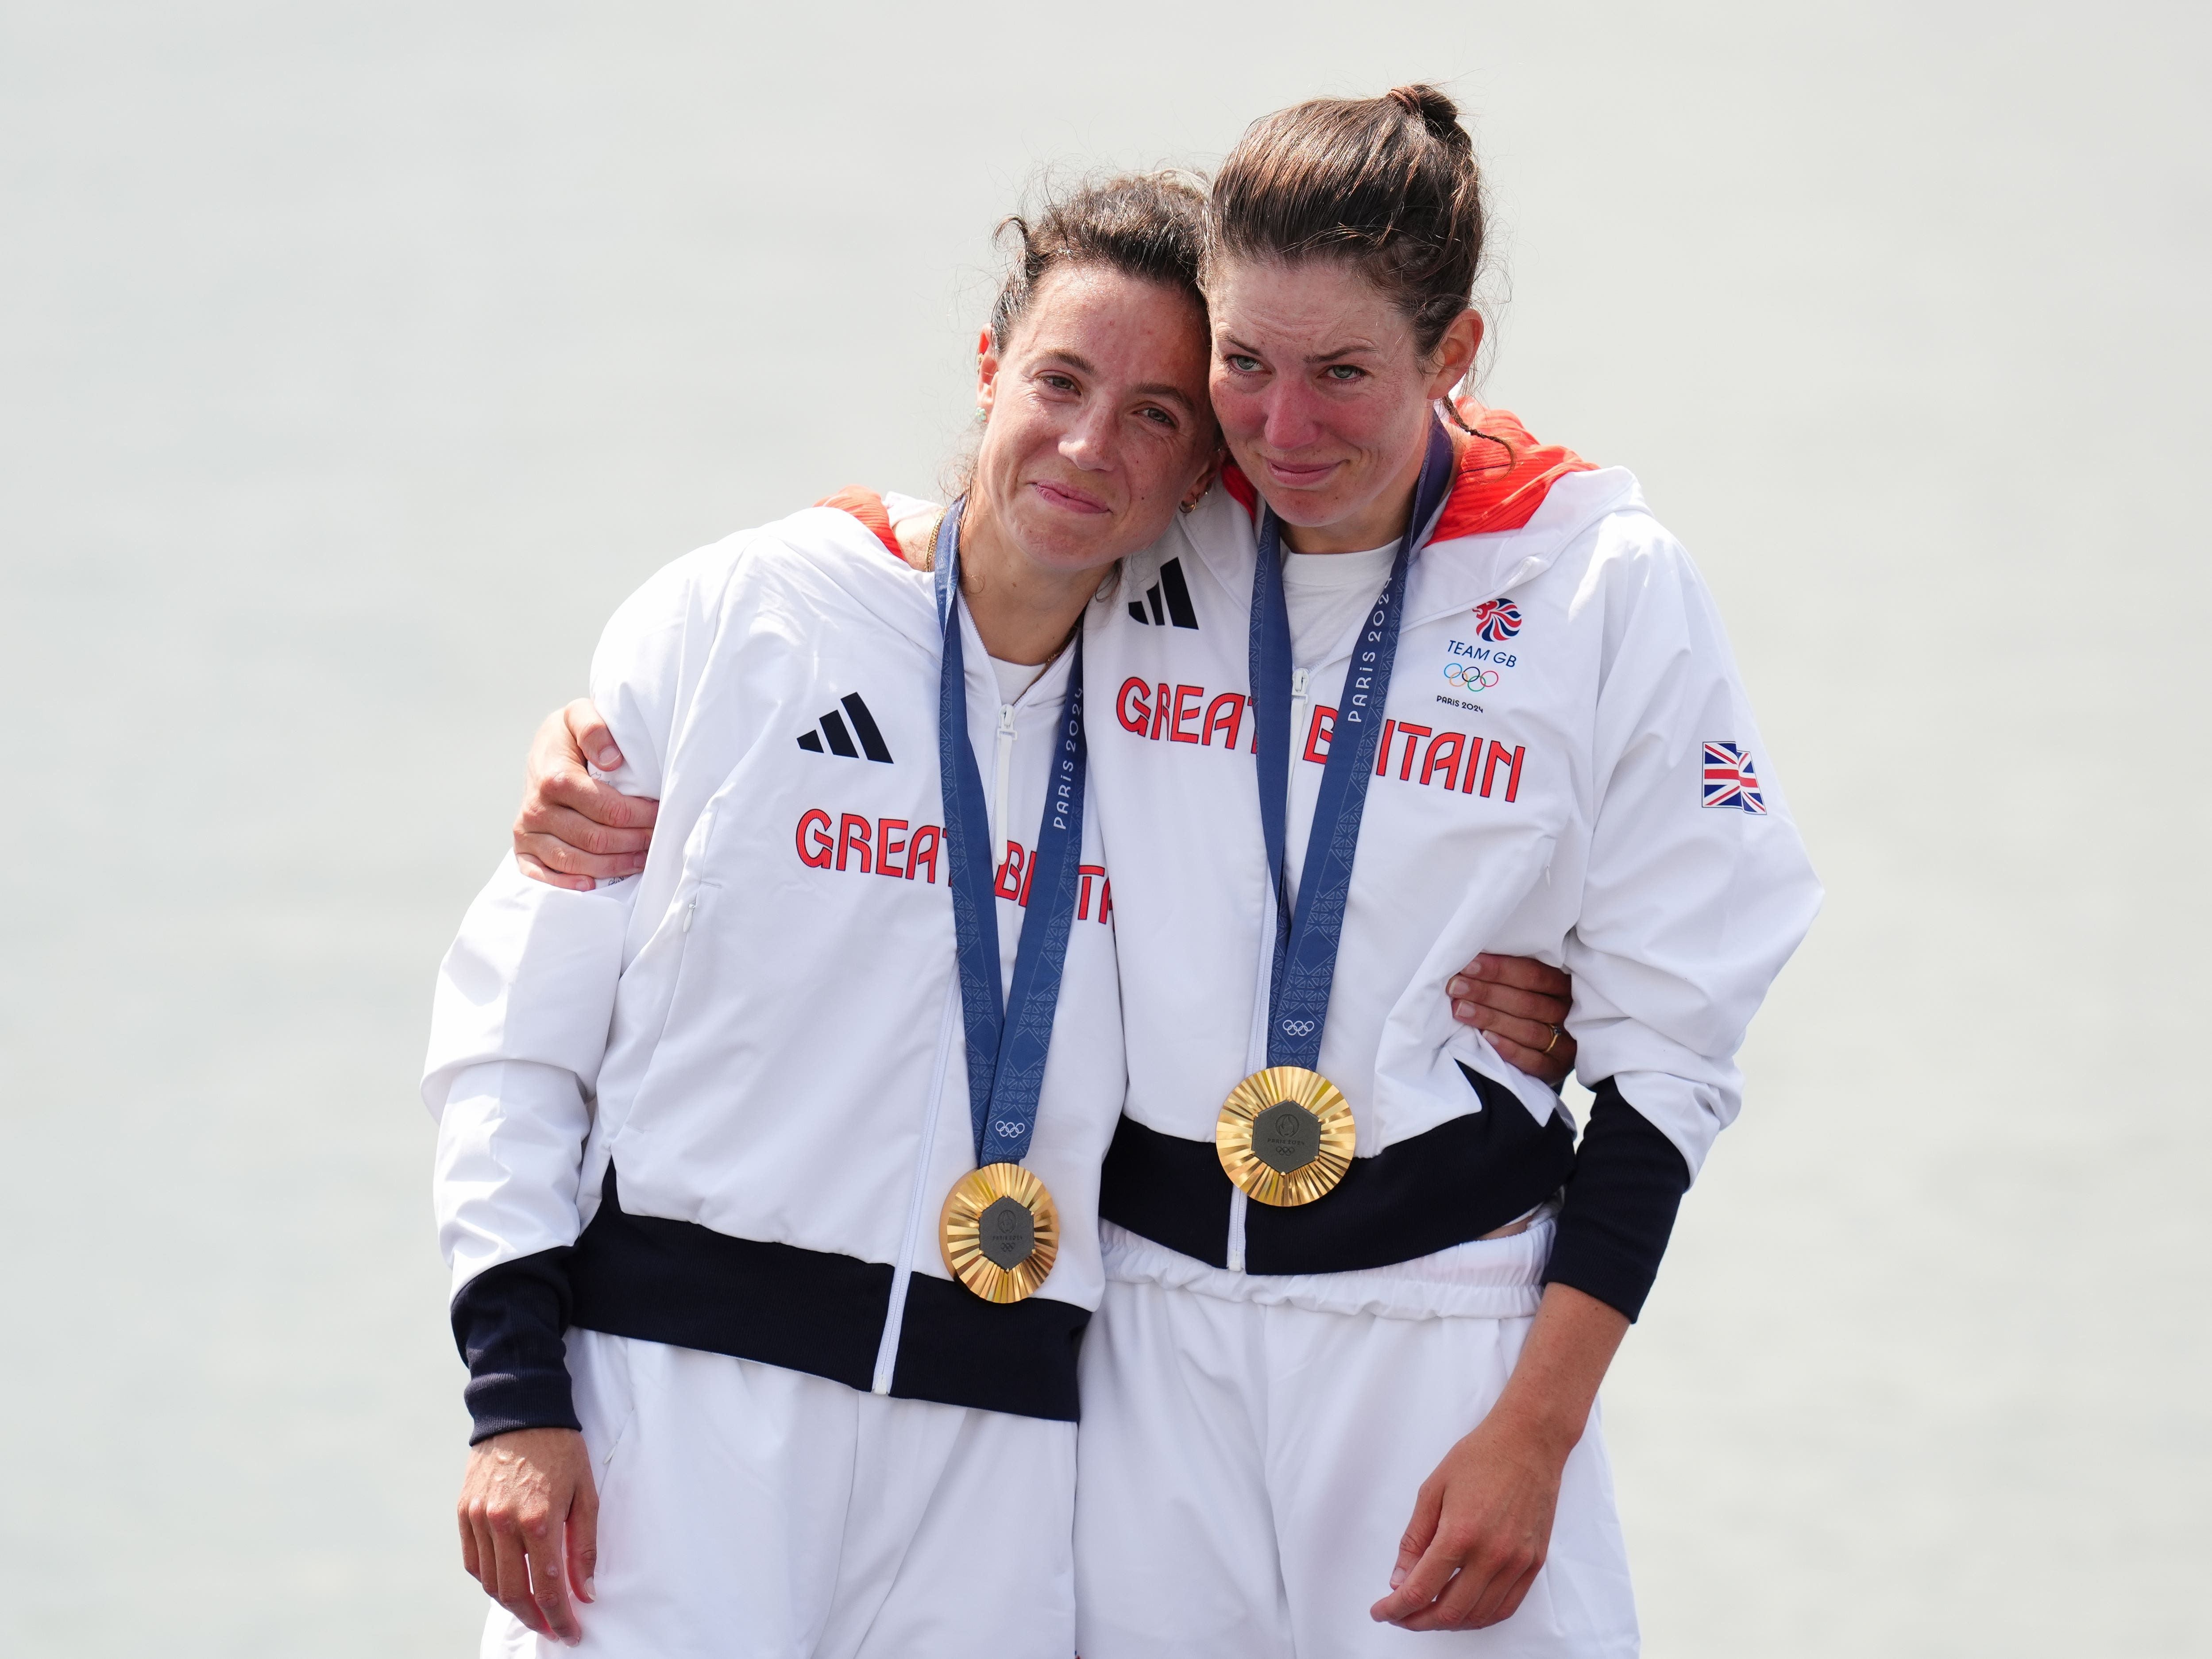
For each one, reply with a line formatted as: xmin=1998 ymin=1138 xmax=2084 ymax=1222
xmin=1088 ymin=424 xmax=1822 ymax=1283
xmin=424 ymin=502 xmax=1125 ymax=1422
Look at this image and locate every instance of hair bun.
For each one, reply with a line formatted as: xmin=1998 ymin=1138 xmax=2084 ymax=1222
xmin=1213 ymin=87 xmax=1486 ymax=360
xmin=1386 ymin=84 xmax=1468 ymax=148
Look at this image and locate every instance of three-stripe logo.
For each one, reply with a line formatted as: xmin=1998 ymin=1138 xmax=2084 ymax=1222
xmin=797 ymin=693 xmax=893 ymax=763
xmin=1126 ymin=557 xmax=1200 ymax=629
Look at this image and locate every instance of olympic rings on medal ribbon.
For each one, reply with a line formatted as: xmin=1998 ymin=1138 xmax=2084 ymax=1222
xmin=1444 ymin=662 xmax=1500 ymax=691
xmin=1280 ymin=1019 xmax=1317 ymax=1038
xmin=991 ymin=1121 xmax=1028 ymax=1138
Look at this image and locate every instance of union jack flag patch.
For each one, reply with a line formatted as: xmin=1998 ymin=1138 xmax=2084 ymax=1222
xmin=1702 ymin=742 xmax=1766 ymax=813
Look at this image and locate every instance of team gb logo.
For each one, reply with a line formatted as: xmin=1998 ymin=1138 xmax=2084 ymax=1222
xmin=1472 ymin=598 xmax=1522 ymax=642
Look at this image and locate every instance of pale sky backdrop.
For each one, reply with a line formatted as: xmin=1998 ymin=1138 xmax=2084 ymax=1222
xmin=2 ymin=4 xmax=2205 ymax=1655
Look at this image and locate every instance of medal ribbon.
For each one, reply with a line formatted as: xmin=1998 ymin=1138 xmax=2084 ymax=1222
xmin=934 ymin=498 xmax=1090 ymax=1168
xmin=1250 ymin=414 xmax=1457 ymax=1071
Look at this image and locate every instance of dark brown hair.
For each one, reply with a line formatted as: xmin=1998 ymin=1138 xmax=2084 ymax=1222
xmin=1209 ymin=84 xmax=1484 ymax=359
xmin=988 ymin=170 xmax=1210 ymax=351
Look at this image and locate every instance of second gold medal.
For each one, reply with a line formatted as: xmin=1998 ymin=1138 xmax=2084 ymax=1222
xmin=1215 ymin=1065 xmax=1355 ymax=1206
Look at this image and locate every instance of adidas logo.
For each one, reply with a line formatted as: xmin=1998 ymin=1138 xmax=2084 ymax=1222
xmin=797 ymin=692 xmax=894 ymax=763
xmin=1127 ymin=557 xmax=1199 ymax=629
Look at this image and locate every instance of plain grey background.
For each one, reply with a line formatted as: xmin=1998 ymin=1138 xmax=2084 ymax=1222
xmin=3 ymin=3 xmax=2205 ymax=1654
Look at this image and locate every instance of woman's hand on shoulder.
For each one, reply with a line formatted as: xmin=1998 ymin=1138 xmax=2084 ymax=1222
xmin=1449 ymin=955 xmax=1575 ymax=1086
xmin=513 ymin=701 xmax=659 ymax=891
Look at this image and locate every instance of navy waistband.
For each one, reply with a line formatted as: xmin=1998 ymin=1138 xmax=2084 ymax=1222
xmin=1098 ymin=1064 xmax=1576 ymax=1274
xmin=570 ymin=1165 xmax=1089 ymax=1421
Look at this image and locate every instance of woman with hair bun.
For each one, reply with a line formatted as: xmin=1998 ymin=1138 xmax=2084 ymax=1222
xmin=1070 ymin=86 xmax=1818 ymax=1655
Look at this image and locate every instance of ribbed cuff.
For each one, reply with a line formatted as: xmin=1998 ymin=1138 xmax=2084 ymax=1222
xmin=1540 ymin=1080 xmax=1692 ymax=1323
xmin=450 ymin=1248 xmax=581 ymax=1445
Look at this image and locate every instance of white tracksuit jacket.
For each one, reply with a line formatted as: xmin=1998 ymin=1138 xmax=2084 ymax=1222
xmin=1086 ymin=434 xmax=1821 ymax=1299
xmin=423 ymin=505 xmax=1125 ymax=1434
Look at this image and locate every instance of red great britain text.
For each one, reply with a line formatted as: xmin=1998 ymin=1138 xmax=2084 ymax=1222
xmin=793 ymin=809 xmax=1112 ymax=921
xmin=1113 ymin=677 xmax=1524 ymax=802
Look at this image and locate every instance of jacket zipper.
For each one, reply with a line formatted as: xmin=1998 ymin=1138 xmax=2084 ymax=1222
xmin=1228 ymin=863 xmax=1281 ymax=1275
xmin=1231 ymin=671 xmax=1308 ymax=1273
xmin=870 ymin=979 xmax=962 ymax=1394
xmin=1285 ymin=667 xmax=1313 ymax=911
xmin=991 ymin=701 xmax=1018 ymax=845
xmin=875 ymin=680 xmax=1018 ymax=1390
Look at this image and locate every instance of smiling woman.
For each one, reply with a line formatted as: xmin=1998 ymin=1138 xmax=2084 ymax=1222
xmin=959 ymin=189 xmax=1217 ymax=651
xmin=426 ymin=175 xmax=1221 ymax=1655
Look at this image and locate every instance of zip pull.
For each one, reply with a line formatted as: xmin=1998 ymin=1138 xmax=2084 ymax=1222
xmin=997 ymin=703 xmax=1018 ymax=736
xmin=1291 ymin=667 xmax=1310 ymax=700
xmin=681 ymin=895 xmax=698 ymax=933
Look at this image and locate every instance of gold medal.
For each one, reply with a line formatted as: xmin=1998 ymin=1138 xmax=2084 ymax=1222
xmin=939 ymin=1162 xmax=1060 ymax=1303
xmin=1215 ymin=1065 xmax=1356 ymax=1206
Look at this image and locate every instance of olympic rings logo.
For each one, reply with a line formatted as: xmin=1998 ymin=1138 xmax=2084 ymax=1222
xmin=992 ymin=1121 xmax=1028 ymax=1138
xmin=1280 ymin=1019 xmax=1317 ymax=1037
xmin=1444 ymin=663 xmax=1500 ymax=692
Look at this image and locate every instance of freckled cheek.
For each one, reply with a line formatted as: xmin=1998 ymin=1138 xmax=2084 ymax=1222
xmin=1000 ymin=412 xmax=1070 ymax=475
xmin=1128 ymin=450 xmax=1181 ymax=509
xmin=1322 ymin=410 xmax=1397 ymax=470
xmin=1208 ymin=381 xmax=1266 ymax=448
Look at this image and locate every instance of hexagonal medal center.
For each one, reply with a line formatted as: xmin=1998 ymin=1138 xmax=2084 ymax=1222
xmin=1251 ymin=1100 xmax=1322 ymax=1173
xmin=977 ymin=1195 xmax=1036 ymax=1269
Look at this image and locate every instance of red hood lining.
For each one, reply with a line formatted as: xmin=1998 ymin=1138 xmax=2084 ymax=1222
xmin=814 ymin=485 xmax=907 ymax=560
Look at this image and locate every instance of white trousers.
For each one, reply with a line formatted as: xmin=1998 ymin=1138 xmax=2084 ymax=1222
xmin=1073 ymin=1263 xmax=1639 ymax=1657
xmin=481 ymin=1329 xmax=1077 ymax=1659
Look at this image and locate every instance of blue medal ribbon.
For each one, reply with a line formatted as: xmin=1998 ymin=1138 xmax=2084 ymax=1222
xmin=1250 ymin=414 xmax=1457 ymax=1071
xmin=934 ymin=498 xmax=1090 ymax=1168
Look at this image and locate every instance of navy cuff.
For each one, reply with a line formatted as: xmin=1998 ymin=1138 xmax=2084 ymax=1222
xmin=1540 ymin=1080 xmax=1692 ymax=1323
xmin=450 ymin=1248 xmax=581 ymax=1445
